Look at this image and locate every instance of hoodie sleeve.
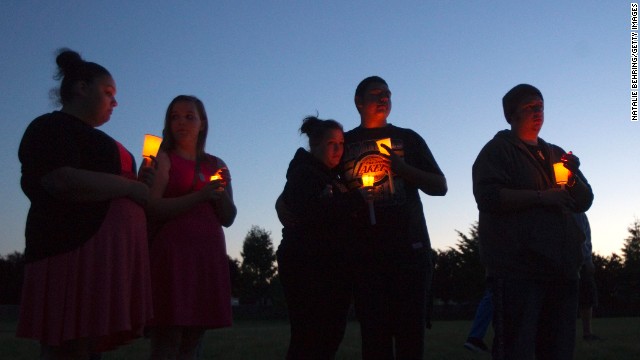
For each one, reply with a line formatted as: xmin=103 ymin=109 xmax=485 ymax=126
xmin=472 ymin=138 xmax=514 ymax=213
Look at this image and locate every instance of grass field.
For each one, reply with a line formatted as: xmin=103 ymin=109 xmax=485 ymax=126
xmin=1 ymin=318 xmax=638 ymax=359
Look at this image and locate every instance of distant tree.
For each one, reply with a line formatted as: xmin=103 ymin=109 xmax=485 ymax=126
xmin=621 ymin=217 xmax=640 ymax=268
xmin=592 ymin=252 xmax=624 ymax=315
xmin=238 ymin=225 xmax=277 ymax=304
xmin=432 ymin=222 xmax=485 ymax=305
xmin=619 ymin=218 xmax=640 ymax=313
xmin=0 ymin=251 xmax=25 ymax=304
xmin=228 ymin=255 xmax=241 ymax=298
xmin=432 ymin=248 xmax=459 ymax=304
xmin=450 ymin=222 xmax=485 ymax=302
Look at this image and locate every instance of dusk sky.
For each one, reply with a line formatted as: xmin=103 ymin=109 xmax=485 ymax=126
xmin=1 ymin=1 xmax=638 ymax=261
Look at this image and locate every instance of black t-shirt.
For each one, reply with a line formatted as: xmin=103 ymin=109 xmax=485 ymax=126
xmin=19 ymin=111 xmax=123 ymax=262
xmin=342 ymin=124 xmax=444 ymax=259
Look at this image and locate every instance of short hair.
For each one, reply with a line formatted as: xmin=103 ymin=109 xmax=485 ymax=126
xmin=300 ymin=115 xmax=343 ymax=149
xmin=354 ymin=76 xmax=388 ymax=99
xmin=160 ymin=95 xmax=209 ymax=160
xmin=502 ymin=84 xmax=543 ymax=123
xmin=54 ymin=48 xmax=111 ymax=106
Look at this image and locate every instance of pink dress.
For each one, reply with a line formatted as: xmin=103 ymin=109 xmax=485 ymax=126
xmin=148 ymin=152 xmax=232 ymax=328
xmin=16 ymin=142 xmax=153 ymax=352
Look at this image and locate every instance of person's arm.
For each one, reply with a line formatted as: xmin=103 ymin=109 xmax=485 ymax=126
xmin=146 ymin=151 xmax=223 ymax=223
xmin=499 ymin=188 xmax=575 ymax=212
xmin=381 ymin=143 xmax=447 ymax=196
xmin=42 ymin=166 xmax=150 ymax=205
xmin=210 ymin=160 xmax=237 ymax=227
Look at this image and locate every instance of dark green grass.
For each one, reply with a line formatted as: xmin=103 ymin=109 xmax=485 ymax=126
xmin=1 ymin=318 xmax=638 ymax=359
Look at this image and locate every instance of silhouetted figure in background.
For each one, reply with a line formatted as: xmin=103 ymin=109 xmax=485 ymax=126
xmin=575 ymin=212 xmax=602 ymax=343
xmin=463 ymin=288 xmax=492 ymax=353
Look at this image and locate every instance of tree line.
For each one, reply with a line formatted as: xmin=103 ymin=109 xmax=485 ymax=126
xmin=2 ymin=221 xmax=639 ymax=317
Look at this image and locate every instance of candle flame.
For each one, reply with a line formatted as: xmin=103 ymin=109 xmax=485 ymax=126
xmin=210 ymin=167 xmax=226 ymax=182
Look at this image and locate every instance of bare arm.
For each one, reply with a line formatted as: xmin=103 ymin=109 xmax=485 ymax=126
xmin=381 ymin=144 xmax=447 ymax=196
xmin=210 ymin=161 xmax=237 ymax=227
xmin=146 ymin=151 xmax=236 ymax=226
xmin=42 ymin=166 xmax=149 ymax=205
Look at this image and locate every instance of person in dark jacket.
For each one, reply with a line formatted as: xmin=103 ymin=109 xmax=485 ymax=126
xmin=472 ymin=84 xmax=594 ymax=360
xmin=277 ymin=116 xmax=367 ymax=359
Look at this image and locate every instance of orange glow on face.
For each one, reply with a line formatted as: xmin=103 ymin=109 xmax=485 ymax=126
xmin=142 ymin=134 xmax=162 ymax=159
xmin=553 ymin=162 xmax=570 ymax=185
xmin=362 ymin=173 xmax=375 ymax=187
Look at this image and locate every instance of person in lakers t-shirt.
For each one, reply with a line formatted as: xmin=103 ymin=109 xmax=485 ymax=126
xmin=345 ymin=76 xmax=447 ymax=359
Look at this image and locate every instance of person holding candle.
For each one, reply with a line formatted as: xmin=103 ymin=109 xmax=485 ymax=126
xmin=472 ymin=84 xmax=594 ymax=359
xmin=342 ymin=76 xmax=447 ymax=359
xmin=145 ymin=95 xmax=236 ymax=359
xmin=17 ymin=49 xmax=154 ymax=358
xmin=277 ymin=115 xmax=369 ymax=359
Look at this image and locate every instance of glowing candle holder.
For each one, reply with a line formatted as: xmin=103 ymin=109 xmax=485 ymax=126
xmin=553 ymin=162 xmax=570 ymax=189
xmin=362 ymin=173 xmax=376 ymax=225
xmin=142 ymin=134 xmax=162 ymax=167
xmin=376 ymin=138 xmax=392 ymax=155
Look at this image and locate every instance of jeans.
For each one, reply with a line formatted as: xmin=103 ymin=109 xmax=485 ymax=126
xmin=467 ymin=288 xmax=493 ymax=340
xmin=491 ymin=278 xmax=579 ymax=360
xmin=354 ymin=251 xmax=431 ymax=360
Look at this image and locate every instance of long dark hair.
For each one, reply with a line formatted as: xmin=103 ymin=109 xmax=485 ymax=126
xmin=159 ymin=95 xmax=209 ymax=161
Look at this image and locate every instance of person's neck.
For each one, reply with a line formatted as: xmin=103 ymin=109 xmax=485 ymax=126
xmin=518 ymin=135 xmax=539 ymax=146
xmin=60 ymin=105 xmax=93 ymax=127
xmin=360 ymin=117 xmax=388 ymax=129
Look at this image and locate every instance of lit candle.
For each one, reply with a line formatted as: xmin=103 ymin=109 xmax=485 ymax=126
xmin=553 ymin=162 xmax=570 ymax=189
xmin=376 ymin=138 xmax=392 ymax=155
xmin=362 ymin=173 xmax=376 ymax=225
xmin=142 ymin=134 xmax=162 ymax=167
xmin=209 ymin=167 xmax=228 ymax=186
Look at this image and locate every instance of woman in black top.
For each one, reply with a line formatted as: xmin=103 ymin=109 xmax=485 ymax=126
xmin=277 ymin=116 xmax=367 ymax=359
xmin=17 ymin=49 xmax=154 ymax=359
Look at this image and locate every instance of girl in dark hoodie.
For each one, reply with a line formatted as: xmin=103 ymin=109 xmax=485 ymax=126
xmin=277 ymin=116 xmax=367 ymax=359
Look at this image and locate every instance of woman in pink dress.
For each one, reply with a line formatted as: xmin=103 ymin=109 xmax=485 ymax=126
xmin=17 ymin=49 xmax=154 ymax=359
xmin=147 ymin=95 xmax=237 ymax=359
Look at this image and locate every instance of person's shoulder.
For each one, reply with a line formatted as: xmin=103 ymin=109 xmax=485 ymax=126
xmin=475 ymin=130 xmax=513 ymax=156
xmin=539 ymin=138 xmax=566 ymax=154
xmin=390 ymin=124 xmax=421 ymax=137
xmin=204 ymin=153 xmax=228 ymax=168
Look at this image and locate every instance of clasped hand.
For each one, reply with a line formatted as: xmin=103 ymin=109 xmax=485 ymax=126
xmin=379 ymin=144 xmax=405 ymax=173
xmin=200 ymin=179 xmax=227 ymax=201
xmin=561 ymin=151 xmax=580 ymax=173
xmin=540 ymin=188 xmax=575 ymax=211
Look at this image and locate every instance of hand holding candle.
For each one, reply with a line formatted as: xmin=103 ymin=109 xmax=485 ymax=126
xmin=210 ymin=167 xmax=229 ymax=188
xmin=142 ymin=134 xmax=162 ymax=167
xmin=362 ymin=173 xmax=376 ymax=225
